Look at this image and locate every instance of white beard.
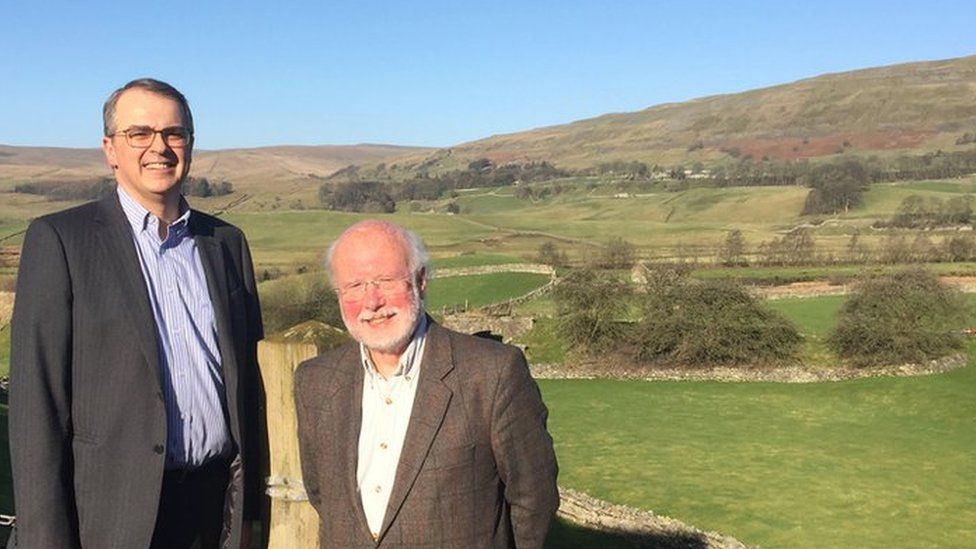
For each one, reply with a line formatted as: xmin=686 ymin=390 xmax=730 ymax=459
xmin=348 ymin=285 xmax=423 ymax=353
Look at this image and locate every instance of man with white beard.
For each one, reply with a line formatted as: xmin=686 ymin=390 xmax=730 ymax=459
xmin=294 ymin=219 xmax=559 ymax=548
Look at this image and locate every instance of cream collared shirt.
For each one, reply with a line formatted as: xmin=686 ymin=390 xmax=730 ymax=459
xmin=356 ymin=316 xmax=428 ymax=537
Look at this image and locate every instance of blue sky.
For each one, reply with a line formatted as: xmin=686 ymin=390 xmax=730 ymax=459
xmin=3 ymin=1 xmax=976 ymax=150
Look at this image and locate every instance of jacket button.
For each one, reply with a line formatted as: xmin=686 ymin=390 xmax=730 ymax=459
xmin=153 ymin=444 xmax=165 ymax=455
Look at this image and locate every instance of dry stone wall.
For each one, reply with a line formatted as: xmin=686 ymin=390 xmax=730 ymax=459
xmin=433 ymin=263 xmax=555 ymax=278
xmin=558 ymin=487 xmax=751 ymax=548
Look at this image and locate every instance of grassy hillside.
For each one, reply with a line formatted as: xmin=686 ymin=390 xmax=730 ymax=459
xmin=0 ymin=144 xmax=431 ymax=202
xmin=6 ymin=55 xmax=976 ymax=186
xmin=393 ymin=54 xmax=976 ymax=171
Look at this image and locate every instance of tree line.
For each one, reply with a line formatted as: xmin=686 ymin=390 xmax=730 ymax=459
xmin=13 ymin=176 xmax=234 ymax=201
xmin=720 ymin=227 xmax=976 ymax=266
xmin=320 ymin=145 xmax=976 ymax=215
xmin=319 ymin=159 xmax=567 ymax=212
xmin=533 ymin=227 xmax=976 ymax=272
xmin=875 ymin=194 xmax=974 ymax=229
xmin=14 ymin=177 xmax=115 ymax=201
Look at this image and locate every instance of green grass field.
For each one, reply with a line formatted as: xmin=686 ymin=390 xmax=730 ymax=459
xmin=425 ymin=272 xmax=550 ymax=312
xmin=212 ymin=176 xmax=976 ymax=270
xmin=539 ymin=356 xmax=976 ymax=548
xmin=766 ymin=295 xmax=846 ymax=367
xmin=535 ymin=293 xmax=976 ymax=547
xmin=221 ymin=209 xmax=507 ymax=271
xmin=0 ymin=326 xmax=9 ymax=379
xmin=857 ymin=179 xmax=976 ymax=219
xmin=431 ymin=253 xmax=523 ymax=269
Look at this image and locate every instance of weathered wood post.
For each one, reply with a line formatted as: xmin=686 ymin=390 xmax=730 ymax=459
xmin=258 ymin=321 xmax=349 ymax=548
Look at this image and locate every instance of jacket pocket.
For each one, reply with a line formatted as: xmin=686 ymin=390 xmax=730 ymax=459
xmin=426 ymin=443 xmax=474 ymax=471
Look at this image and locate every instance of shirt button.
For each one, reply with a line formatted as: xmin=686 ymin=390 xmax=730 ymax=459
xmin=384 ymin=397 xmax=393 ymax=405
xmin=153 ymin=444 xmax=165 ymax=455
xmin=379 ymin=442 xmax=388 ymax=450
xmin=374 ymin=485 xmax=382 ymax=493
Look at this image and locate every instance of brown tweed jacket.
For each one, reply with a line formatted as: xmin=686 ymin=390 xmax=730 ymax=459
xmin=294 ymin=319 xmax=559 ymax=548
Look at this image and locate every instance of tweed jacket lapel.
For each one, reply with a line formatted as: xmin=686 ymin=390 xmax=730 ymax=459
xmin=339 ymin=346 xmax=370 ymax=536
xmin=313 ymin=342 xmax=372 ymax=538
xmin=378 ymin=318 xmax=455 ymax=541
xmin=94 ymin=193 xmax=161 ymax=388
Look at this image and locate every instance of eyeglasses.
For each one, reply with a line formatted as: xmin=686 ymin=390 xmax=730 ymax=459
xmin=111 ymin=126 xmax=193 ymax=149
xmin=336 ymin=274 xmax=414 ymax=301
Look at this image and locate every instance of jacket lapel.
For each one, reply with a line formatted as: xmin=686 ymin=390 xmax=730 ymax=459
xmin=94 ymin=193 xmax=161 ymax=388
xmin=192 ymin=219 xmax=242 ymax=439
xmin=378 ymin=320 xmax=454 ymax=540
xmin=324 ymin=344 xmax=372 ymax=539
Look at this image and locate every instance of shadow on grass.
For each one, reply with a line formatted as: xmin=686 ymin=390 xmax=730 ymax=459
xmin=546 ymin=516 xmax=709 ymax=548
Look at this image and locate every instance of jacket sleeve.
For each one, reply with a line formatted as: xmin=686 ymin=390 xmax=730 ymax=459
xmin=490 ymin=347 xmax=559 ymax=549
xmin=8 ymin=219 xmax=81 ymax=546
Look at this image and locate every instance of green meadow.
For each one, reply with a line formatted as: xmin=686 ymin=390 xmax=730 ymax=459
xmin=536 ymin=293 xmax=976 ymax=547
xmin=214 ymin=176 xmax=976 ymax=272
xmin=2 ymin=176 xmax=976 ymax=276
xmin=539 ymin=288 xmax=976 ymax=547
xmin=425 ymin=272 xmax=550 ymax=312
xmin=0 ymin=327 xmax=9 ymax=378
xmin=539 ymin=359 xmax=976 ymax=548
xmin=766 ymin=295 xmax=846 ymax=367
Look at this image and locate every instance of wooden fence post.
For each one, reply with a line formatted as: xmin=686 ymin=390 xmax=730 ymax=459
xmin=257 ymin=321 xmax=349 ymax=548
xmin=258 ymin=338 xmax=319 ymax=547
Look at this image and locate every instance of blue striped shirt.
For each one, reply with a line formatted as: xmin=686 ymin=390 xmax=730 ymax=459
xmin=117 ymin=187 xmax=233 ymax=469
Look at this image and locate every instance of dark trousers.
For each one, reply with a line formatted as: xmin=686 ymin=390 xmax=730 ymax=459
xmin=150 ymin=459 xmax=230 ymax=549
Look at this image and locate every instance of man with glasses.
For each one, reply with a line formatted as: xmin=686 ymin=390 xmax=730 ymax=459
xmin=8 ymin=78 xmax=265 ymax=548
xmin=294 ymin=220 xmax=559 ymax=548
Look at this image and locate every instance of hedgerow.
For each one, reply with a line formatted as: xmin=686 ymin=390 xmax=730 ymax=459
xmin=828 ymin=269 xmax=969 ymax=367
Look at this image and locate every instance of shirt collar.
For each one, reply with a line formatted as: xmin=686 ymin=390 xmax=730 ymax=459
xmin=116 ymin=185 xmax=192 ymax=237
xmin=360 ymin=314 xmax=429 ymax=382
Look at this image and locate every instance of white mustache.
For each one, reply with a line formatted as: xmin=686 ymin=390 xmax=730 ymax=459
xmin=358 ymin=309 xmax=396 ymax=322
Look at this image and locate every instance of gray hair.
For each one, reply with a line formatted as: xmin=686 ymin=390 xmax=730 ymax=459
xmin=102 ymin=78 xmax=194 ymax=136
xmin=325 ymin=220 xmax=431 ymax=286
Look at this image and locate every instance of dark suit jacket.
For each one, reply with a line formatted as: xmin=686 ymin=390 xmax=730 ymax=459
xmin=8 ymin=192 xmax=266 ymax=548
xmin=294 ymin=320 xmax=559 ymax=548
